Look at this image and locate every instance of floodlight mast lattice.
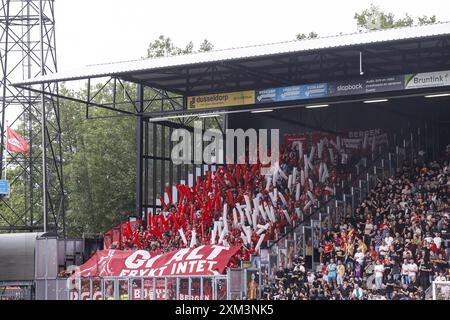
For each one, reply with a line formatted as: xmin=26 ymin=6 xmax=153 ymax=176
xmin=0 ymin=0 xmax=65 ymax=236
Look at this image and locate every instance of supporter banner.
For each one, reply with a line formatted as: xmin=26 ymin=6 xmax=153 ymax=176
xmin=347 ymin=128 xmax=383 ymax=139
xmin=341 ymin=129 xmax=388 ymax=150
xmin=284 ymin=133 xmax=309 ymax=148
xmin=187 ymin=91 xmax=255 ymax=109
xmin=103 ymin=220 xmax=143 ymax=249
xmin=75 ymin=245 xmax=241 ymax=277
xmin=284 ymin=128 xmax=387 ymax=151
xmin=311 ymin=132 xmax=335 ymax=144
xmin=404 ymin=70 xmax=450 ymax=90
xmin=256 ymin=83 xmax=327 ymax=103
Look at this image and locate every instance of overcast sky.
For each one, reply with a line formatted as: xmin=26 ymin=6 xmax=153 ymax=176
xmin=55 ymin=0 xmax=450 ymax=71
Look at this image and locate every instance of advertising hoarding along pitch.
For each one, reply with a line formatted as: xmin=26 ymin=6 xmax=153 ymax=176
xmin=187 ymin=90 xmax=255 ymax=110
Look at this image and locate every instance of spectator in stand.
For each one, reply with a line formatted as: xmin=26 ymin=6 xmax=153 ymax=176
xmin=262 ymin=149 xmax=449 ymax=300
xmin=374 ymin=259 xmax=385 ymax=290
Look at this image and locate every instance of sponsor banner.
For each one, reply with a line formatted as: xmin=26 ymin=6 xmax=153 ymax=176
xmin=404 ymin=70 xmax=450 ymax=90
xmin=187 ymin=91 xmax=255 ymax=109
xmin=328 ymin=75 xmax=404 ymax=97
xmin=74 ymin=245 xmax=241 ymax=278
xmin=189 ymin=70 xmax=449 ymax=110
xmin=256 ymin=83 xmax=327 ymax=103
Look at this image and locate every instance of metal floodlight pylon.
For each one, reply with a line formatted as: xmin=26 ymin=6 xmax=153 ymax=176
xmin=0 ymin=0 xmax=65 ymax=236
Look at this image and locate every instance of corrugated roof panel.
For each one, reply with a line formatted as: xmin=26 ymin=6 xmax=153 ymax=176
xmin=12 ymin=21 xmax=450 ymax=86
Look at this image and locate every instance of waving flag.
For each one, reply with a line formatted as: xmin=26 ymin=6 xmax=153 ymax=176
xmin=6 ymin=127 xmax=30 ymax=153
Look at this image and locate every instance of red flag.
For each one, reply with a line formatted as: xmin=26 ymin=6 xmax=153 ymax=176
xmin=160 ymin=196 xmax=169 ymax=210
xmin=6 ymin=127 xmax=30 ymax=153
xmin=176 ymin=184 xmax=185 ymax=204
xmin=165 ymin=185 xmax=173 ymax=204
xmin=148 ymin=211 xmax=153 ymax=228
xmin=190 ymin=204 xmax=196 ymax=223
xmin=223 ymin=168 xmax=236 ymax=187
xmin=226 ymin=190 xmax=234 ymax=207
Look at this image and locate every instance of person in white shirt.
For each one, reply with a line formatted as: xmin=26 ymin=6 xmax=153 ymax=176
xmin=433 ymin=232 xmax=442 ymax=249
xmin=401 ymin=259 xmax=410 ymax=285
xmin=407 ymin=259 xmax=418 ymax=284
xmin=374 ymin=260 xmax=385 ymax=290
xmin=384 ymin=233 xmax=394 ymax=247
xmin=307 ymin=272 xmax=315 ymax=284
xmin=424 ymin=234 xmax=433 ymax=244
xmin=355 ymin=249 xmax=365 ymax=266
xmin=379 ymin=242 xmax=389 ymax=257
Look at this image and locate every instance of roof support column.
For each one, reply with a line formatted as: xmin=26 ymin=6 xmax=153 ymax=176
xmin=135 ymin=84 xmax=144 ymax=219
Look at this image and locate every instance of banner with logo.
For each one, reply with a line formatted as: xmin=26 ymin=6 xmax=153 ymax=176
xmin=256 ymin=83 xmax=327 ymax=103
xmin=74 ymin=245 xmax=241 ymax=278
xmin=404 ymin=70 xmax=450 ymax=90
xmin=187 ymin=91 xmax=255 ymax=109
xmin=328 ymin=75 xmax=404 ymax=97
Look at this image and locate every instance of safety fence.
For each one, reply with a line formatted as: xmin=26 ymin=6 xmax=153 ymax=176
xmin=36 ymin=275 xmax=230 ymax=300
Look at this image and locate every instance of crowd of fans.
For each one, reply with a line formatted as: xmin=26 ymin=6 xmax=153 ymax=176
xmin=262 ymin=149 xmax=449 ymax=300
xmin=104 ymin=131 xmax=382 ymax=268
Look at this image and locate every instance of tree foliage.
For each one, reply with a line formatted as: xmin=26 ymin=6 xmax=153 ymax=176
xmin=354 ymin=4 xmax=436 ymax=31
xmin=296 ymin=32 xmax=318 ymax=41
xmin=147 ymin=35 xmax=213 ymax=58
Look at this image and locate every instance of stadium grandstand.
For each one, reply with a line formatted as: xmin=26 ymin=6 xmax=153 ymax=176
xmin=1 ymin=16 xmax=450 ymax=301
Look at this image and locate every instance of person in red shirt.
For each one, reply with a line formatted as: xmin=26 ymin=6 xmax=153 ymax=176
xmin=324 ymin=242 xmax=334 ymax=262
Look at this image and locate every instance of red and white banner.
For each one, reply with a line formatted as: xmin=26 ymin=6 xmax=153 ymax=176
xmin=6 ymin=127 xmax=30 ymax=153
xmin=284 ymin=133 xmax=308 ymax=148
xmin=103 ymin=220 xmax=143 ymax=249
xmin=74 ymin=245 xmax=241 ymax=278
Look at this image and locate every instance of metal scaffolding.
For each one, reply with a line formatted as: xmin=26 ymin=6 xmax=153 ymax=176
xmin=0 ymin=0 xmax=65 ymax=235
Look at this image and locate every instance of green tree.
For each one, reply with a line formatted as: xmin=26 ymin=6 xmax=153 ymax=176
xmin=354 ymin=4 xmax=437 ymax=31
xmin=59 ymin=85 xmax=137 ymax=236
xmin=199 ymin=39 xmax=214 ymax=52
xmin=296 ymin=32 xmax=318 ymax=40
xmin=147 ymin=36 xmax=213 ymax=58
